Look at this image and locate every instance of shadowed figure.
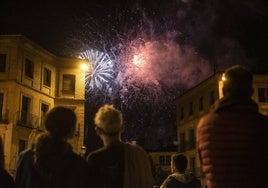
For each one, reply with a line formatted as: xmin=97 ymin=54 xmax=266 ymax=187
xmin=0 ymin=136 xmax=15 ymax=188
xmin=160 ymin=154 xmax=201 ymax=188
xmin=197 ymin=65 xmax=268 ymax=188
xmin=87 ymin=104 xmax=153 ymax=188
xmin=15 ymin=106 xmax=89 ymax=188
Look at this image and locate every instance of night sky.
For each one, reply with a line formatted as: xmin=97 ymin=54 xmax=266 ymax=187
xmin=1 ymin=0 xmax=267 ymax=151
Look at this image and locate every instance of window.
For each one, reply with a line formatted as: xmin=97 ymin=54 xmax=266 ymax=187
xmin=188 ymin=129 xmax=196 ymax=149
xmin=258 ymin=88 xmax=268 ymax=102
xmin=189 ymin=102 xmax=193 ymax=116
xmin=25 ymin=58 xmax=34 ymax=79
xmin=159 ymin=155 xmax=171 ymax=165
xmin=43 ymin=68 xmax=51 ymax=87
xmin=18 ymin=140 xmax=27 ymax=154
xmin=20 ymin=96 xmax=31 ymax=125
xmin=210 ymin=90 xmax=215 ymax=105
xmin=179 ymin=133 xmax=186 ymax=152
xmin=0 ymin=54 xmax=7 ymax=72
xmin=180 ymin=107 xmax=184 ymax=120
xmin=41 ymin=103 xmax=49 ymax=124
xmin=189 ymin=157 xmax=196 ymax=174
xmin=0 ymin=93 xmax=3 ymax=121
xmin=166 ymin=155 xmax=171 ymax=165
xmin=159 ymin=155 xmax=165 ymax=165
xmin=62 ymin=74 xmax=75 ymax=93
xmin=199 ymin=97 xmax=203 ymax=111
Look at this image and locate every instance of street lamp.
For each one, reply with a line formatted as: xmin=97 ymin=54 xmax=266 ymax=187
xmin=80 ymin=63 xmax=89 ymax=72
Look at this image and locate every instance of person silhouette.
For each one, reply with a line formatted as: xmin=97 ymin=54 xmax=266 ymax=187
xmin=87 ymin=104 xmax=153 ymax=188
xmin=0 ymin=136 xmax=15 ymax=188
xmin=197 ymin=65 xmax=268 ymax=188
xmin=160 ymin=154 xmax=201 ymax=188
xmin=15 ymin=106 xmax=89 ymax=188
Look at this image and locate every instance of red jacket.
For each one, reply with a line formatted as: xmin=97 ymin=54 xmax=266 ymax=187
xmin=197 ymin=97 xmax=268 ymax=188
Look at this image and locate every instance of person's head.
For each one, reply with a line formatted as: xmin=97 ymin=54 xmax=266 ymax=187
xmin=222 ymin=65 xmax=253 ymax=98
xmin=44 ymin=106 xmax=76 ymax=140
xmin=171 ymin=154 xmax=188 ymax=173
xmin=94 ymin=104 xmax=123 ymax=137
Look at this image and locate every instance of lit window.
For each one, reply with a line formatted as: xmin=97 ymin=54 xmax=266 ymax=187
xmin=258 ymin=88 xmax=268 ymax=102
xmin=43 ymin=68 xmax=51 ymax=87
xmin=62 ymin=74 xmax=75 ymax=93
xmin=25 ymin=58 xmax=34 ymax=79
xmin=0 ymin=54 xmax=7 ymax=72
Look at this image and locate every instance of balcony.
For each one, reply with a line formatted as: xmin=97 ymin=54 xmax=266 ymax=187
xmin=16 ymin=111 xmax=40 ymax=129
xmin=0 ymin=109 xmax=9 ymax=124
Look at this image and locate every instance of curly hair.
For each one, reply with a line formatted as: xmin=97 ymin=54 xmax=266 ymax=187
xmin=94 ymin=104 xmax=123 ymax=135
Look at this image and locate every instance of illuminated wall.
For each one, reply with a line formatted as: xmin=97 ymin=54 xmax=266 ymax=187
xmin=0 ymin=35 xmax=87 ymax=173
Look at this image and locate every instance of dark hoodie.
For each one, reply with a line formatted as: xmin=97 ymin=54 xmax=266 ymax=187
xmin=160 ymin=172 xmax=201 ymax=188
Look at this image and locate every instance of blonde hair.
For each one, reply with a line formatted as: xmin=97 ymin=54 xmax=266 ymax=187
xmin=94 ymin=104 xmax=123 ymax=135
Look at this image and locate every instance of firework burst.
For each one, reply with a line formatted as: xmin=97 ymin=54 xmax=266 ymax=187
xmin=79 ymin=49 xmax=116 ymax=97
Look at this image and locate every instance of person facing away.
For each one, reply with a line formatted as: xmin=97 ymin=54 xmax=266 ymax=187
xmin=160 ymin=154 xmax=201 ymax=188
xmin=0 ymin=136 xmax=15 ymax=188
xmin=197 ymin=65 xmax=268 ymax=188
xmin=87 ymin=104 xmax=153 ymax=188
xmin=15 ymin=106 xmax=89 ymax=188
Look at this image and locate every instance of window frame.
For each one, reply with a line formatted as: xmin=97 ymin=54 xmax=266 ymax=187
xmin=0 ymin=53 xmax=7 ymax=72
xmin=62 ymin=74 xmax=75 ymax=93
xmin=24 ymin=58 xmax=34 ymax=79
xmin=43 ymin=67 xmax=51 ymax=87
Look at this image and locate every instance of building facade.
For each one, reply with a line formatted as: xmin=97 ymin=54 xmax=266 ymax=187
xmin=0 ymin=35 xmax=87 ymax=174
xmin=175 ymin=72 xmax=268 ymax=183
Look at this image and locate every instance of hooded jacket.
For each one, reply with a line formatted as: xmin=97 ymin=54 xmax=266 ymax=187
xmin=160 ymin=172 xmax=201 ymax=188
xmin=197 ymin=97 xmax=268 ymax=188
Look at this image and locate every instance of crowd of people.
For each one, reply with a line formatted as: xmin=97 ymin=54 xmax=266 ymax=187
xmin=0 ymin=65 xmax=267 ymax=188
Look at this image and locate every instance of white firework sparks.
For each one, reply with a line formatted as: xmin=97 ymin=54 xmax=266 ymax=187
xmin=79 ymin=49 xmax=115 ymax=94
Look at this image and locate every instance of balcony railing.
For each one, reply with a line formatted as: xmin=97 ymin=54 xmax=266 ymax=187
xmin=0 ymin=109 xmax=9 ymax=124
xmin=16 ymin=111 xmax=40 ymax=129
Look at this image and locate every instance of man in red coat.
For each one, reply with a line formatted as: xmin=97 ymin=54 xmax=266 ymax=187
xmin=197 ymin=65 xmax=268 ymax=188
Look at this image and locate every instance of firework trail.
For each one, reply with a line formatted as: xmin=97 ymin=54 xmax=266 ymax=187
xmin=79 ymin=49 xmax=116 ymax=98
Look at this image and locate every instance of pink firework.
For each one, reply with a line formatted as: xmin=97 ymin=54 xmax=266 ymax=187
xmin=116 ymin=35 xmax=212 ymax=107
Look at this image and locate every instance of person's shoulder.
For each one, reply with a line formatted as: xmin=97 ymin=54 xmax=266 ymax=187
xmin=0 ymin=169 xmax=15 ymax=188
xmin=197 ymin=112 xmax=216 ymax=128
xmin=86 ymin=147 xmax=107 ymax=161
xmin=161 ymin=175 xmax=183 ymax=188
xmin=19 ymin=148 xmax=33 ymax=157
xmin=124 ymin=142 xmax=145 ymax=151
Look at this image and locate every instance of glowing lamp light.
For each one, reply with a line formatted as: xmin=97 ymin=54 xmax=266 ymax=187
xmin=80 ymin=63 xmax=89 ymax=71
xmin=221 ymin=74 xmax=226 ymax=81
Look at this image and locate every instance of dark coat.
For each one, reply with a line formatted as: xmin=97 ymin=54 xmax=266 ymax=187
xmin=160 ymin=172 xmax=201 ymax=188
xmin=197 ymin=97 xmax=268 ymax=188
xmin=0 ymin=168 xmax=15 ymax=188
xmin=15 ymin=148 xmax=89 ymax=188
